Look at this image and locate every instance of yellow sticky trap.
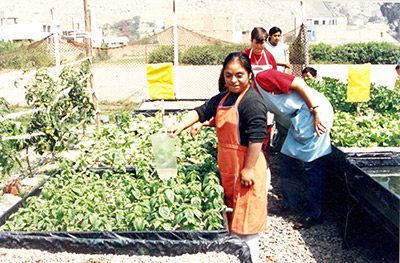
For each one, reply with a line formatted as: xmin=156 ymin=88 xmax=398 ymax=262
xmin=146 ymin=63 xmax=175 ymax=99
xmin=347 ymin=63 xmax=371 ymax=102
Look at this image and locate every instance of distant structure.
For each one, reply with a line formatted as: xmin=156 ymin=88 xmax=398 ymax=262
xmin=295 ymin=16 xmax=398 ymax=45
xmin=0 ymin=9 xmax=103 ymax=46
xmin=165 ymin=13 xmax=242 ymax=43
xmin=0 ymin=10 xmax=57 ymax=41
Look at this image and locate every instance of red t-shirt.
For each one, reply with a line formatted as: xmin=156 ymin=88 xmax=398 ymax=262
xmin=255 ymin=69 xmax=295 ymax=94
xmin=243 ymin=48 xmax=277 ymax=70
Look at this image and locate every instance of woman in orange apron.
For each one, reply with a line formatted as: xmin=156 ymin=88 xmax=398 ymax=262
xmin=168 ymin=52 xmax=267 ymax=263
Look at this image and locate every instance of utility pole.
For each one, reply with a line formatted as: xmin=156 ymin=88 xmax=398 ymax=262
xmin=173 ymin=0 xmax=180 ymax=99
xmin=50 ymin=8 xmax=60 ymax=77
xmin=83 ymin=0 xmax=100 ymax=129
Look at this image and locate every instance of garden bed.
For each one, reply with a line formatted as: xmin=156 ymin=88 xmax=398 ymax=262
xmin=0 ymin=166 xmax=251 ymax=262
xmin=326 ymin=147 xmax=399 ymax=244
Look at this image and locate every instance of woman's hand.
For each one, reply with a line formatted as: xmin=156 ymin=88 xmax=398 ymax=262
xmin=240 ymin=167 xmax=255 ymax=188
xmin=166 ymin=110 xmax=201 ymax=138
xmin=167 ymin=124 xmax=182 ymax=138
xmin=190 ymin=122 xmax=204 ymax=137
xmin=312 ymin=109 xmax=326 ymax=137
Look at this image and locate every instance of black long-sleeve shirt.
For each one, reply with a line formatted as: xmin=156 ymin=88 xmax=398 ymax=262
xmin=194 ymin=86 xmax=267 ymax=147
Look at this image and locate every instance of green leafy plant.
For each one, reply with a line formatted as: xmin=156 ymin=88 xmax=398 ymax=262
xmin=307 ymin=77 xmax=400 ymax=147
xmin=0 ymin=98 xmax=23 ymax=178
xmin=20 ymin=62 xmax=95 ymax=161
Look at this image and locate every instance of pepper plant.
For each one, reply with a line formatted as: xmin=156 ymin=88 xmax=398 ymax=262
xmin=1 ymin=112 xmax=225 ymax=232
xmin=0 ymin=98 xmax=24 ymax=178
xmin=22 ymin=62 xmax=95 ymax=161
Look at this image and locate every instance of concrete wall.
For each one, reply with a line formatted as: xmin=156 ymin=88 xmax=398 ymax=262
xmin=310 ymin=64 xmax=398 ymax=90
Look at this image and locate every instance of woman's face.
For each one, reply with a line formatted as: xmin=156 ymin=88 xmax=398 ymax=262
xmin=224 ymin=59 xmax=251 ymax=93
xmin=270 ymin=32 xmax=282 ymax=46
xmin=251 ymin=39 xmax=265 ymax=55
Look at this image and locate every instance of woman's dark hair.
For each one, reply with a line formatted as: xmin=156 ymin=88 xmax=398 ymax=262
xmin=268 ymin=26 xmax=282 ymax=41
xmin=251 ymin=27 xmax=268 ymax=43
xmin=218 ymin=52 xmax=254 ymax=92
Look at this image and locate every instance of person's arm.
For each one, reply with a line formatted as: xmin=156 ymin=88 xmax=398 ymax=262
xmin=290 ymin=77 xmax=326 ymax=137
xmin=283 ymin=48 xmax=290 ymax=73
xmin=167 ymin=110 xmax=200 ymax=137
xmin=240 ymin=141 xmax=263 ymax=188
xmin=190 ymin=120 xmax=210 ymax=137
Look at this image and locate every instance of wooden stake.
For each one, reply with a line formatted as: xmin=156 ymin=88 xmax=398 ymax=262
xmin=83 ymin=0 xmax=100 ymax=130
xmin=356 ymin=102 xmax=361 ymax=118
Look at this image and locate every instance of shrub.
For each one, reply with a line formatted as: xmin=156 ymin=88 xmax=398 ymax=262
xmin=0 ymin=45 xmax=54 ymax=69
xmin=93 ymin=43 xmax=110 ymax=63
xmin=309 ymin=42 xmax=400 ymax=64
xmin=148 ymin=43 xmax=250 ymax=65
xmin=148 ymin=46 xmax=181 ymax=64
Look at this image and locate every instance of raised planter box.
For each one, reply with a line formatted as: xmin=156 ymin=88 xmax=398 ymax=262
xmin=133 ymin=99 xmax=207 ymax=116
xmin=0 ymin=167 xmax=251 ymax=262
xmin=327 ymin=147 xmax=399 ymax=244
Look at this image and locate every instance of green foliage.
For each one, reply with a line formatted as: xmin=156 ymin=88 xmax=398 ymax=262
xmin=309 ymin=42 xmax=400 ymax=64
xmin=307 ymin=77 xmax=356 ymax=113
xmin=308 ymin=43 xmax=335 ymax=64
xmin=0 ymin=40 xmax=30 ymax=52
xmin=0 ymin=112 xmax=225 ymax=232
xmin=0 ymin=98 xmax=24 ymax=177
xmin=21 ymin=62 xmax=95 ymax=158
xmin=103 ymin=16 xmax=140 ymax=42
xmin=148 ymin=46 xmax=180 ymax=64
xmin=331 ymin=111 xmax=400 ymax=148
xmin=307 ymin=77 xmax=400 ymax=147
xmin=148 ymin=43 xmax=250 ymax=65
xmin=93 ymin=43 xmax=110 ymax=62
xmin=0 ymin=47 xmax=54 ymax=70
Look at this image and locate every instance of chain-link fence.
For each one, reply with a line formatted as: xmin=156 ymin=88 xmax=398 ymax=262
xmin=0 ymin=24 xmax=308 ymax=107
xmin=283 ymin=24 xmax=308 ymax=77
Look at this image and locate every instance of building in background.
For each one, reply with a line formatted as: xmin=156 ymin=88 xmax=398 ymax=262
xmin=295 ymin=16 xmax=398 ymax=45
xmin=165 ymin=13 xmax=241 ymax=43
xmin=0 ymin=9 xmax=103 ymax=46
xmin=0 ymin=10 xmax=59 ymax=41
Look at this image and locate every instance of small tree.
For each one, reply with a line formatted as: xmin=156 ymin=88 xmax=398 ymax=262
xmin=22 ymin=62 xmax=95 ymax=163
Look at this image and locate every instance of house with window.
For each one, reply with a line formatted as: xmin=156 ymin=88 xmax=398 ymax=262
xmin=0 ymin=10 xmax=58 ymax=41
xmin=295 ymin=16 xmax=398 ymax=45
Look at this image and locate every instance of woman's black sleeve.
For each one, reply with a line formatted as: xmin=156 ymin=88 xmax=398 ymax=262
xmin=194 ymin=92 xmax=227 ymax=123
xmin=240 ymin=89 xmax=268 ymax=143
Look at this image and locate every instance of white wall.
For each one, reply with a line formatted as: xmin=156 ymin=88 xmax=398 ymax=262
xmin=0 ymin=22 xmax=52 ymax=41
xmin=310 ymin=64 xmax=398 ymax=90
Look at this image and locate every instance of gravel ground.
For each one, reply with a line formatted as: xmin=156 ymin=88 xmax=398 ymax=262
xmin=0 ymin=149 xmax=398 ymax=263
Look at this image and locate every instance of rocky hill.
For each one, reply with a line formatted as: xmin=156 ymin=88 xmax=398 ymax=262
xmin=2 ymin=0 xmax=387 ymax=35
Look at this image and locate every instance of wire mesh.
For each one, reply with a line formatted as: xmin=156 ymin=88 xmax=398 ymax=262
xmin=285 ymin=24 xmax=309 ymax=77
xmin=0 ymin=23 xmax=309 ymax=105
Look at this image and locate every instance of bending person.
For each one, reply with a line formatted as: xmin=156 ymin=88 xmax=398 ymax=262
xmin=254 ymin=69 xmax=334 ymax=229
xmin=168 ymin=52 xmax=267 ymax=263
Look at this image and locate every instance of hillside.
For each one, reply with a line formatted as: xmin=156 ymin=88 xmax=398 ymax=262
xmin=2 ymin=1 xmax=387 ymax=36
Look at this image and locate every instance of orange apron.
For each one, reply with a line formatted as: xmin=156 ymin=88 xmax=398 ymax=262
xmin=216 ymin=87 xmax=267 ymax=235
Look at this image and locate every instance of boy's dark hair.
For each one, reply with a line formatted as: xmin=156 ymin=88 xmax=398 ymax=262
xmin=396 ymin=65 xmax=399 ymax=70
xmin=268 ymin=26 xmax=282 ymax=41
xmin=302 ymin=66 xmax=317 ymax=77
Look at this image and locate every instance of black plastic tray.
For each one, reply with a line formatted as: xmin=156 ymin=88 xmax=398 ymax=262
xmin=0 ymin=167 xmax=250 ymax=262
xmin=327 ymin=147 xmax=399 ymax=242
xmin=133 ymin=99 xmax=207 ymax=116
